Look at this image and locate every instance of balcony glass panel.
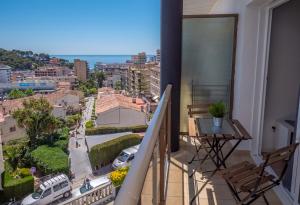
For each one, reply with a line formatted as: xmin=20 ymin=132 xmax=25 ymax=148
xmin=180 ymin=16 xmax=237 ymax=132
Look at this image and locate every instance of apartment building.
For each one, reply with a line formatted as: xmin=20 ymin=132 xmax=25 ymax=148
xmin=131 ymin=52 xmax=147 ymax=65
xmin=35 ymin=65 xmax=72 ymax=77
xmin=150 ymin=65 xmax=160 ymax=98
xmin=127 ymin=65 xmax=151 ymax=97
xmin=74 ymin=59 xmax=88 ymax=82
xmin=97 ymin=63 xmax=129 ymax=89
xmin=0 ymin=65 xmax=12 ymax=83
xmin=11 ymin=70 xmax=35 ymax=82
xmin=156 ymin=49 xmax=161 ymax=63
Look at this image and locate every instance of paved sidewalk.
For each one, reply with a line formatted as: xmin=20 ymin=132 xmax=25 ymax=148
xmin=69 ymin=97 xmax=94 ymax=184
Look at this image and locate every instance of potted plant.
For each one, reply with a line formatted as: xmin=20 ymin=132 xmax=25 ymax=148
xmin=208 ymin=101 xmax=226 ymax=127
xmin=109 ymin=166 xmax=129 ymax=195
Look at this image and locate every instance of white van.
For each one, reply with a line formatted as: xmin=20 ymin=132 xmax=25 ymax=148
xmin=21 ymin=174 xmax=71 ymax=205
xmin=112 ymin=144 xmax=140 ymax=170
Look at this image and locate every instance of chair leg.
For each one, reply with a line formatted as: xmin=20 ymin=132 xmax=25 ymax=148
xmin=262 ymin=193 xmax=270 ymax=205
xmin=188 ymin=139 xmax=201 ymax=164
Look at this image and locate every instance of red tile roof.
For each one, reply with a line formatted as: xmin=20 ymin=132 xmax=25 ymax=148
xmin=96 ymin=93 xmax=146 ymax=114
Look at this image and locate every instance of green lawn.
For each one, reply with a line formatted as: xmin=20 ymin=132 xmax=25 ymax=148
xmin=31 ymin=145 xmax=69 ymax=174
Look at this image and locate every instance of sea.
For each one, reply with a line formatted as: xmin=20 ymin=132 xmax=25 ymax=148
xmin=51 ymin=55 xmax=153 ymax=69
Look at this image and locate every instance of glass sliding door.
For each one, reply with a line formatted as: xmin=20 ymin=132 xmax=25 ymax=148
xmin=180 ymin=15 xmax=238 ymax=132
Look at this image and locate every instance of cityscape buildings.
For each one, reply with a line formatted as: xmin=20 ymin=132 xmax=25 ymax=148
xmin=0 ymin=65 xmax=12 ymax=83
xmin=74 ymin=59 xmax=88 ymax=82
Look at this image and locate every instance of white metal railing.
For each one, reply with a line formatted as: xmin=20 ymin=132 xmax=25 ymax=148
xmin=114 ymin=84 xmax=172 ymax=205
xmin=59 ymin=182 xmax=114 ymax=205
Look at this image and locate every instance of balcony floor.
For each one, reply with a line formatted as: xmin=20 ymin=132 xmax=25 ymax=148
xmin=141 ymin=137 xmax=282 ymax=205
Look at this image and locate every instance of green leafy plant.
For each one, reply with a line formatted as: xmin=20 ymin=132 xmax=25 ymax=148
xmin=208 ymin=101 xmax=226 ymax=118
xmin=0 ymin=162 xmax=34 ymax=201
xmin=15 ymin=168 xmax=32 ymax=178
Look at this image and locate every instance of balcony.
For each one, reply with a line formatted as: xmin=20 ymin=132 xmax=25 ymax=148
xmin=114 ymin=85 xmax=283 ymax=205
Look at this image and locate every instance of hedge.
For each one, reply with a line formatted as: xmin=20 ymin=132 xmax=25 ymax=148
xmin=31 ymin=145 xmax=69 ymax=175
xmin=0 ymin=166 xmax=34 ymax=201
xmin=85 ymin=125 xmax=148 ymax=136
xmin=89 ymin=134 xmax=142 ymax=169
xmin=54 ymin=140 xmax=69 ymax=154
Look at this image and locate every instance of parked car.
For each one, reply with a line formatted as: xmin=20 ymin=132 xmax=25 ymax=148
xmin=112 ymin=144 xmax=140 ymax=170
xmin=72 ymin=176 xmax=110 ymax=197
xmin=21 ymin=174 xmax=71 ymax=205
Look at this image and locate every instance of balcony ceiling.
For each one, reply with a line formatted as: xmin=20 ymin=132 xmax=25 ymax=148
xmin=183 ymin=0 xmax=218 ymax=15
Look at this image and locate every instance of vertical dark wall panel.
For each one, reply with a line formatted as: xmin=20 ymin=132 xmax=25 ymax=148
xmin=161 ymin=0 xmax=183 ymax=152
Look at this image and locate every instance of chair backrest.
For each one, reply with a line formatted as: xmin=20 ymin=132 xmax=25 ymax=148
xmin=263 ymin=143 xmax=299 ymax=180
xmin=187 ymin=103 xmax=211 ymax=117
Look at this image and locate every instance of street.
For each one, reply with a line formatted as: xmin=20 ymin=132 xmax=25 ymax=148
xmin=69 ymin=97 xmax=94 ymax=186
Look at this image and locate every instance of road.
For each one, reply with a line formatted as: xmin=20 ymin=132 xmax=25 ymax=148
xmin=69 ymin=97 xmax=94 ymax=185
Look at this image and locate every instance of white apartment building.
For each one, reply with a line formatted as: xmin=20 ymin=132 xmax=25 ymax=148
xmin=0 ymin=65 xmax=12 ymax=83
xmin=150 ymin=65 xmax=160 ymax=99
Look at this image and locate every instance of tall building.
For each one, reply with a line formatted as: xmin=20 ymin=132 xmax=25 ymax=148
xmin=127 ymin=65 xmax=151 ymax=97
xmin=150 ymin=65 xmax=160 ymax=98
xmin=131 ymin=52 xmax=147 ymax=65
xmin=74 ymin=59 xmax=88 ymax=82
xmin=156 ymin=49 xmax=161 ymax=63
xmin=0 ymin=65 xmax=12 ymax=83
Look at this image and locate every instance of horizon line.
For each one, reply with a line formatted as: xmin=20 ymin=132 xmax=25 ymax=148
xmin=50 ymin=54 xmax=156 ymax=56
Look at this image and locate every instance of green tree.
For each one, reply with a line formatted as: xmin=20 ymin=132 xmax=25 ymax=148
xmin=12 ymin=98 xmax=61 ymax=149
xmin=114 ymin=80 xmax=122 ymax=90
xmin=8 ymin=89 xmax=26 ymax=99
xmin=95 ymin=71 xmax=105 ymax=88
xmin=24 ymin=88 xmax=34 ymax=96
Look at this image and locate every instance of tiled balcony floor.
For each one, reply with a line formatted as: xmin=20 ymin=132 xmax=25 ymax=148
xmin=141 ymin=138 xmax=282 ymax=205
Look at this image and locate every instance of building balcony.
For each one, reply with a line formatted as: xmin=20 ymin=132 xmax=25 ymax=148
xmin=114 ymin=85 xmax=284 ymax=205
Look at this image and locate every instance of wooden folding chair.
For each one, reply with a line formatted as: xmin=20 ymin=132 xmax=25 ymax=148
xmin=187 ymin=103 xmax=211 ymax=118
xmin=186 ymin=103 xmax=211 ymax=165
xmin=220 ymin=143 xmax=299 ymax=205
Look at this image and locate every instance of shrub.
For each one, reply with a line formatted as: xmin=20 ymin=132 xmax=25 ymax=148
xmin=54 ymin=140 xmax=69 ymax=154
xmin=16 ymin=168 xmax=31 ymax=178
xmin=58 ymin=127 xmax=70 ymax=140
xmin=109 ymin=167 xmax=129 ymax=187
xmin=85 ymin=125 xmax=148 ymax=135
xmin=85 ymin=120 xmax=94 ymax=129
xmin=0 ymin=163 xmax=34 ymax=201
xmin=89 ymin=134 xmax=142 ymax=169
xmin=31 ymin=145 xmax=69 ymax=175
xmin=66 ymin=114 xmax=81 ymax=127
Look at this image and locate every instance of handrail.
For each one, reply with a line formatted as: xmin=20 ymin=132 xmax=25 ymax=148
xmin=59 ymin=182 xmax=114 ymax=205
xmin=114 ymin=84 xmax=172 ymax=205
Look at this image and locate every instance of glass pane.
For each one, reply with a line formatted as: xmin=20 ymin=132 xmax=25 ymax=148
xmin=180 ymin=17 xmax=236 ymax=132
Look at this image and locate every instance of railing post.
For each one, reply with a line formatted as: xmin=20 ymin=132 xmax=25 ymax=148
xmin=152 ymin=145 xmax=158 ymax=205
xmin=167 ymin=96 xmax=171 ymax=160
xmin=159 ymin=116 xmax=166 ymax=205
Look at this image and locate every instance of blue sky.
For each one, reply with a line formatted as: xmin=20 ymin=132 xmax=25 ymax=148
xmin=0 ymin=0 xmax=160 ymax=55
